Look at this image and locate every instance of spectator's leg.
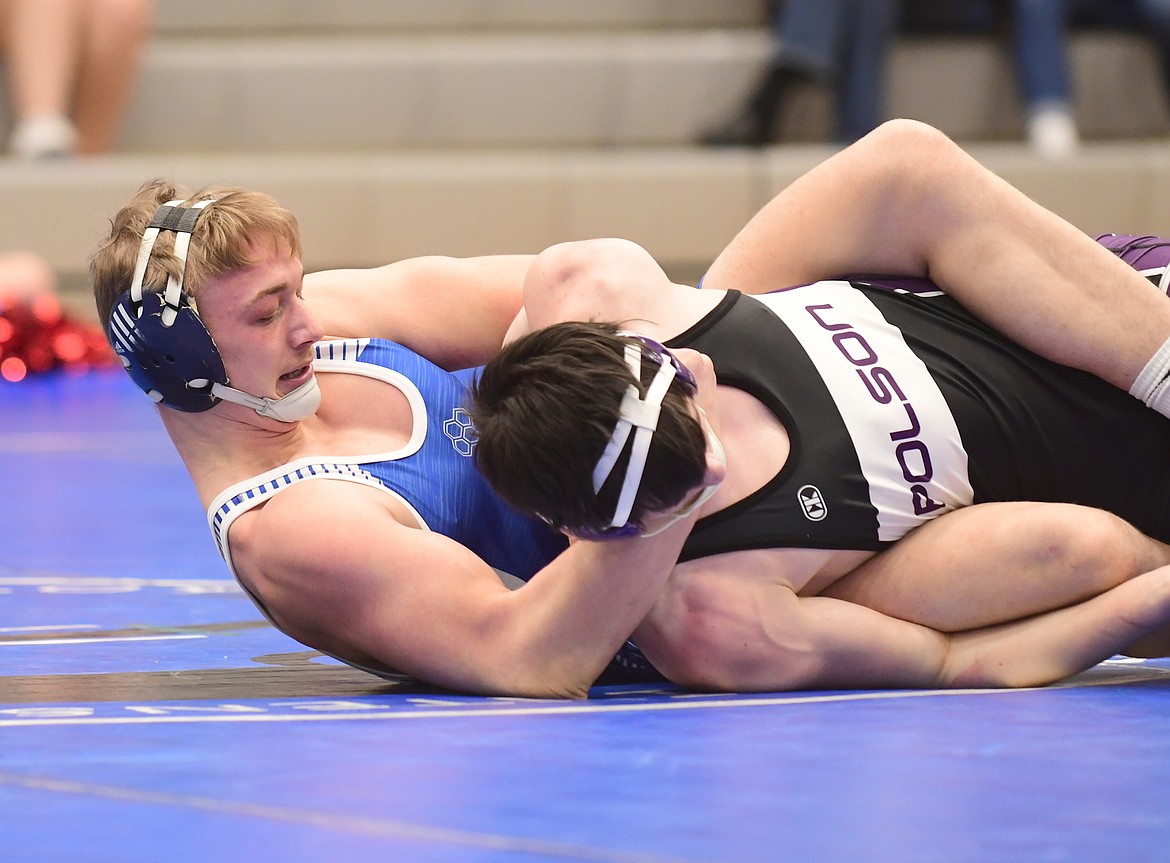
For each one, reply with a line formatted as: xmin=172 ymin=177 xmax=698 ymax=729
xmin=69 ymin=0 xmax=153 ymax=155
xmin=1133 ymin=0 xmax=1170 ymax=113
xmin=833 ymin=0 xmax=899 ymax=143
xmin=1011 ymin=0 xmax=1080 ymax=157
xmin=702 ymin=0 xmax=849 ymax=146
xmin=2 ymin=0 xmax=79 ymax=157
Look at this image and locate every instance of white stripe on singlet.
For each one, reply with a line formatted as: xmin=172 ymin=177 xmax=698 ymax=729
xmin=757 ymin=282 xmax=973 ymax=541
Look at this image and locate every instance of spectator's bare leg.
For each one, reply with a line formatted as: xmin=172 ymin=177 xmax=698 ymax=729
xmin=70 ymin=0 xmax=153 ymax=154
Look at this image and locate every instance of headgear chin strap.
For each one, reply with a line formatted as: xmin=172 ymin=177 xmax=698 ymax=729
xmin=107 ymin=197 xmax=320 ymax=423
xmin=209 ymin=375 xmax=322 ymax=423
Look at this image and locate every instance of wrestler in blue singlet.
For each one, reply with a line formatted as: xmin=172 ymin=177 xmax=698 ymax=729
xmin=209 ymin=337 xmax=566 ymax=582
xmin=207 ymin=338 xmax=660 ymax=683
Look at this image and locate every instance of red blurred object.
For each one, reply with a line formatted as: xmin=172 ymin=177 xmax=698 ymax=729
xmin=0 ymin=293 xmax=116 ymax=380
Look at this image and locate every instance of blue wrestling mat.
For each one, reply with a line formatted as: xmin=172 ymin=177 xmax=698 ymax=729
xmin=3 ymin=370 xmax=1170 ymax=863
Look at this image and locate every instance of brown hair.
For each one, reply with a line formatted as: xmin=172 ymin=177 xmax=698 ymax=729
xmin=90 ymin=179 xmax=303 ymax=334
xmin=470 ymin=321 xmax=707 ymax=533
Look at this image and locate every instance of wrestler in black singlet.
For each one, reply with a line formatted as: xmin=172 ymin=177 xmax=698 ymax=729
xmin=668 ymin=279 xmax=1170 ymax=562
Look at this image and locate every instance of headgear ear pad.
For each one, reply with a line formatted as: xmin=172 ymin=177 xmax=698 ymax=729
xmin=107 ymin=286 xmax=227 ymax=412
xmin=106 ymin=198 xmax=225 ymax=412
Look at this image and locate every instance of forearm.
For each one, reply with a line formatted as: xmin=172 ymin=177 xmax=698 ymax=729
xmin=500 ymin=519 xmax=698 ymax=698
xmin=942 ymin=566 xmax=1170 ymax=689
xmin=637 ymin=564 xmax=1170 ymax=695
xmin=304 ymin=254 xmax=534 ymax=368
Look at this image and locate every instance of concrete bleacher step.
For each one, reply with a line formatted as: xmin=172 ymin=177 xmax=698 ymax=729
xmin=24 ymin=139 xmax=1170 ymax=304
xmin=112 ymin=25 xmax=1170 ymax=153
xmin=117 ymin=29 xmax=773 ymax=152
xmin=3 ymin=0 xmax=1165 ymax=152
xmin=152 ymin=0 xmax=766 ymax=34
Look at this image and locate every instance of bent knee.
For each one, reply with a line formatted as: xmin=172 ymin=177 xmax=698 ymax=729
xmin=864 ymin=118 xmax=955 ymax=158
xmin=1014 ymin=504 xmax=1142 ymax=589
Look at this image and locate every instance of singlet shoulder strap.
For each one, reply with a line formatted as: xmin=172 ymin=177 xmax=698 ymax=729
xmin=208 ymin=461 xmax=388 ymax=564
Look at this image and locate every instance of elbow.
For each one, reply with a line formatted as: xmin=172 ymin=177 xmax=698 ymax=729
xmin=470 ymin=601 xmax=614 ymax=700
xmin=523 ymin=239 xmax=660 ymax=315
xmin=499 ymin=675 xmax=594 ymax=700
xmin=506 ymin=654 xmax=613 ymax=699
xmin=442 ymin=651 xmax=598 ymax=700
xmin=856 ymin=119 xmax=967 ymax=218
xmin=526 ymin=240 xmax=620 ymax=297
xmin=862 ymin=119 xmax=959 ymax=171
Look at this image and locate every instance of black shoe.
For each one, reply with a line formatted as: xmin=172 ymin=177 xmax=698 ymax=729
xmin=700 ymin=64 xmax=807 ymax=148
xmin=700 ymin=105 xmax=773 ymax=147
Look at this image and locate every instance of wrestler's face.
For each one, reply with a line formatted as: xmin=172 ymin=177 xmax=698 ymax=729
xmin=195 ymin=237 xmax=323 ymax=403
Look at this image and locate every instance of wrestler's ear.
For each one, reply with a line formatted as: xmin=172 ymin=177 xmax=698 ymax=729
xmin=702 ymin=446 xmax=727 ymax=488
xmin=696 ymin=406 xmax=726 ymax=490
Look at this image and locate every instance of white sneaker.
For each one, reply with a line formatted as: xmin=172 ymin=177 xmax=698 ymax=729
xmin=1027 ymin=104 xmax=1080 ymax=160
xmin=8 ymin=115 xmax=77 ymax=159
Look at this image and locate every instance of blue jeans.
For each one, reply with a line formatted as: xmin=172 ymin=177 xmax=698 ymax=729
xmin=906 ymin=0 xmax=1170 ymax=111
xmin=1070 ymin=0 xmax=1170 ymax=101
xmin=1012 ymin=0 xmax=1074 ymax=110
xmin=772 ymin=0 xmax=899 ymax=142
xmin=901 ymin=0 xmax=1073 ymax=112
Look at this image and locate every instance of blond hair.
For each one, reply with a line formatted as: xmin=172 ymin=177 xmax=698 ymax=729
xmin=91 ymin=179 xmax=302 ymax=333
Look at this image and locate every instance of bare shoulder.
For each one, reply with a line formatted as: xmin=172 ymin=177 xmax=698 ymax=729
xmin=230 ymin=479 xmax=415 ymax=605
xmin=225 ymin=478 xmax=514 ymax=678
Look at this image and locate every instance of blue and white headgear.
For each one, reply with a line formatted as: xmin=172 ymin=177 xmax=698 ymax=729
xmin=106 ymin=198 xmax=320 ymax=422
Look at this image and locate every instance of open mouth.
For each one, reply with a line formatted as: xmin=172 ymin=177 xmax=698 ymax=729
xmin=280 ymin=364 xmax=311 ymax=383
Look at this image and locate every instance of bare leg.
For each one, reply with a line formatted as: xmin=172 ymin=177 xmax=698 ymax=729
xmin=705 ymin=119 xmax=1170 ymax=393
xmin=824 ymin=501 xmax=1170 ymax=631
xmin=70 ymin=0 xmax=153 ymax=154
xmin=4 ymin=0 xmax=79 ymax=122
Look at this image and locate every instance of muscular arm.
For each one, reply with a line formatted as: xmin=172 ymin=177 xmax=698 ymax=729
xmin=705 ymin=118 xmax=1170 ymax=392
xmin=234 ymin=479 xmax=702 ymax=699
xmin=302 ymin=254 xmax=533 ymax=369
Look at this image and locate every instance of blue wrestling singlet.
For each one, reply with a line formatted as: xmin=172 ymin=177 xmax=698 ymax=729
xmin=209 ymin=338 xmax=566 ymax=582
xmin=207 ymin=338 xmax=660 ymax=684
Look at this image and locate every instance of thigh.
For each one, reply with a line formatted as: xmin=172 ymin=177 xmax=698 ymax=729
xmin=822 ymin=501 xmax=1161 ymax=630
